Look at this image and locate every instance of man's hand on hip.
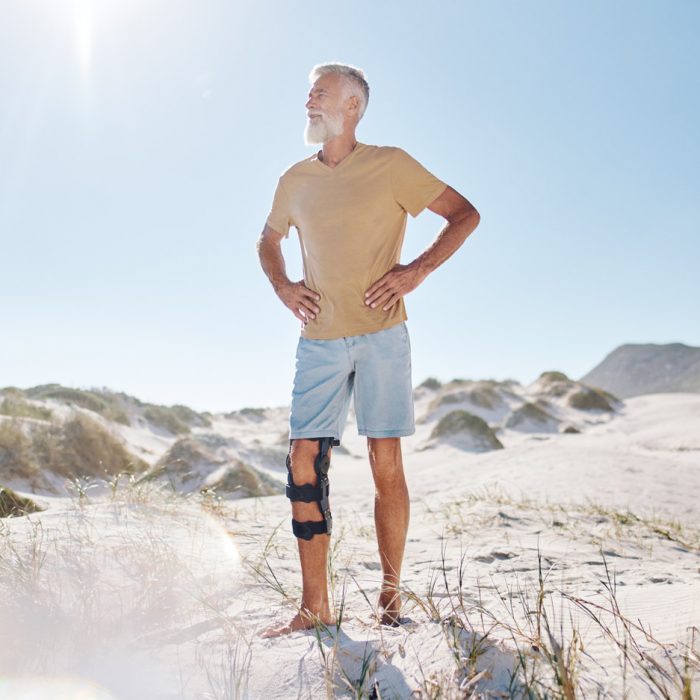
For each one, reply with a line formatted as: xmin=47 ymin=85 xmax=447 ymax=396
xmin=364 ymin=264 xmax=426 ymax=311
xmin=277 ymin=280 xmax=321 ymax=323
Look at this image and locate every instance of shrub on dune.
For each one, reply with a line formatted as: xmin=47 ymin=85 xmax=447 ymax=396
xmin=430 ymin=391 xmax=468 ymax=410
xmin=142 ymin=406 xmax=192 ymax=435
xmin=50 ymin=413 xmax=147 ymax=478
xmin=224 ymin=407 xmax=267 ymax=421
xmin=167 ymin=404 xmax=212 ymax=429
xmin=23 ymin=384 xmax=131 ymax=425
xmin=0 ymin=420 xmax=35 ymax=483
xmin=144 ymin=437 xmax=282 ymax=497
xmin=533 ymin=371 xmax=575 ymax=397
xmin=0 ymin=394 xmax=53 ymax=421
xmin=567 ymin=387 xmax=616 ymax=412
xmin=539 ymin=371 xmax=570 ymax=383
xmin=429 ymin=410 xmax=504 ymax=452
xmin=417 ymin=377 xmax=442 ymax=391
xmin=468 ymin=384 xmax=502 ymax=409
xmin=0 ymin=413 xmax=146 ymax=490
xmin=506 ymin=402 xmax=560 ymax=432
xmin=0 ymin=484 xmax=43 ymax=518
xmin=203 ymin=459 xmax=282 ymax=498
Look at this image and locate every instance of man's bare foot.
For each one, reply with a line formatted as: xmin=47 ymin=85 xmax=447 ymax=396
xmin=260 ymin=609 xmax=335 ymax=639
xmin=378 ymin=588 xmax=402 ymax=627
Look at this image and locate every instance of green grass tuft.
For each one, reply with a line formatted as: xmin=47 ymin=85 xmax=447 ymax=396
xmin=0 ymin=414 xmax=147 ymax=490
xmin=0 ymin=397 xmax=53 ymax=421
xmin=143 ymin=405 xmax=192 ymax=435
xmin=24 ymin=384 xmax=131 ymax=425
xmin=430 ymin=410 xmax=503 ymax=450
xmin=0 ymin=484 xmax=43 ymax=517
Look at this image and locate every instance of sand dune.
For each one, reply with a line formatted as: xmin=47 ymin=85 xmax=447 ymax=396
xmin=1 ymin=392 xmax=698 ymax=697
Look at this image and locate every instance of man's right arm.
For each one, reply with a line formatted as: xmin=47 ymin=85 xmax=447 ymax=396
xmin=256 ymin=224 xmax=321 ymax=323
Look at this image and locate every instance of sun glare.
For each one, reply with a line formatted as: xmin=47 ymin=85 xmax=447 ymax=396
xmin=74 ymin=0 xmax=93 ymax=77
xmin=0 ymin=676 xmax=118 ymax=700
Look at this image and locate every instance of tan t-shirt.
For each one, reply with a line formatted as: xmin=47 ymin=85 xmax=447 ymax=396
xmin=266 ymin=142 xmax=447 ymax=340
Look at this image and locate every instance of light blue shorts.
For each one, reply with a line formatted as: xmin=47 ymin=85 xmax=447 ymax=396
xmin=289 ymin=322 xmax=415 ymax=442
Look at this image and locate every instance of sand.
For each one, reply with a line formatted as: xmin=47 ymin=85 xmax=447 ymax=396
xmin=0 ymin=392 xmax=698 ymax=698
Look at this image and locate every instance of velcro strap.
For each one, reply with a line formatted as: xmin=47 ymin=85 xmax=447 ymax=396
xmin=286 ymin=483 xmax=322 ymax=502
xmin=292 ymin=519 xmax=329 ymax=540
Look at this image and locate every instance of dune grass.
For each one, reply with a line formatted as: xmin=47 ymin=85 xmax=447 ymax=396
xmin=0 ymin=485 xmax=43 ymax=518
xmin=22 ymin=384 xmax=132 ymax=425
xmin=417 ymin=377 xmax=442 ymax=391
xmin=11 ymin=383 xmax=214 ymax=433
xmin=430 ymin=410 xmax=503 ymax=450
xmin=0 ymin=395 xmax=53 ymax=421
xmin=244 ymin=487 xmax=700 ymax=698
xmin=0 ymin=413 xmax=147 ymax=491
xmin=1 ymin=474 xmax=697 ymax=699
xmin=567 ymin=387 xmax=615 ymax=412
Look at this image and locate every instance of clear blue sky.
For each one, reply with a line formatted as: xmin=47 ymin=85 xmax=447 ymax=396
xmin=1 ymin=0 xmax=698 ymax=412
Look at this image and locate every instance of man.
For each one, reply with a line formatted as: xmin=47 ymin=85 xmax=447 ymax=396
xmin=257 ymin=63 xmax=480 ymax=638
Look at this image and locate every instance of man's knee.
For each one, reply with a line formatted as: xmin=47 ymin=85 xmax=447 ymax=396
xmin=367 ymin=437 xmax=405 ymax=489
xmin=286 ymin=437 xmax=337 ymax=540
xmin=367 ymin=437 xmax=402 ymax=467
xmin=288 ymin=438 xmax=321 ymax=485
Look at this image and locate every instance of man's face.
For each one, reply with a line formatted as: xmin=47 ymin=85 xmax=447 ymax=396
xmin=304 ymin=73 xmax=347 ymax=145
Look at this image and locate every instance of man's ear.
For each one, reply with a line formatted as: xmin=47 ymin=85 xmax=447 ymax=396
xmin=346 ymin=94 xmax=360 ymax=116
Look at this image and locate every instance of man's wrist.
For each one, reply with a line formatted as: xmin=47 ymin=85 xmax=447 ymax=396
xmin=407 ymin=257 xmax=432 ymax=281
xmin=270 ymin=275 xmax=292 ymax=295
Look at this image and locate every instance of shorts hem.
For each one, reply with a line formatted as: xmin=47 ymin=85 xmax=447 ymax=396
xmin=357 ymin=428 xmax=415 ymax=438
xmin=289 ymin=431 xmax=342 ymax=441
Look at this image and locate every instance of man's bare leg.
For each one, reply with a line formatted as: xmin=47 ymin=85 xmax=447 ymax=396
xmin=262 ymin=438 xmax=335 ymax=638
xmin=367 ymin=436 xmax=410 ymax=626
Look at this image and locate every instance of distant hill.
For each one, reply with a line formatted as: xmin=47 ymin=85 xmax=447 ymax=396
xmin=581 ymin=343 xmax=700 ymax=398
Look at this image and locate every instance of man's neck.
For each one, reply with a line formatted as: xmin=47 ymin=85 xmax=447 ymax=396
xmin=319 ymin=134 xmax=359 ymax=168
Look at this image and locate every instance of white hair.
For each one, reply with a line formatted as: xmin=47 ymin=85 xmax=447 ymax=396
xmin=304 ymin=109 xmax=344 ymax=145
xmin=309 ymin=62 xmax=370 ymax=121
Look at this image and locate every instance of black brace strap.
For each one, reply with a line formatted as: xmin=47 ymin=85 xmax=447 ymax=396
xmin=286 ymin=437 xmax=339 ymax=540
xmin=292 ymin=520 xmax=328 ymax=540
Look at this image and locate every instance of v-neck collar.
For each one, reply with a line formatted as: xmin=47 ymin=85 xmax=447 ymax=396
xmin=313 ymin=142 xmax=365 ymax=173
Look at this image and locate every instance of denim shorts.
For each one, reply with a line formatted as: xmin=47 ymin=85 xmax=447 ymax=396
xmin=289 ymin=322 xmax=415 ymax=442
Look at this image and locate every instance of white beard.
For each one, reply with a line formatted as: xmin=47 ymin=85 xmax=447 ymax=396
xmin=304 ymin=110 xmax=344 ymax=145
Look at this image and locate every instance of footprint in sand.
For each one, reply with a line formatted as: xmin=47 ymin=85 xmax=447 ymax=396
xmin=474 ymin=551 xmax=518 ymax=564
xmin=361 ymin=561 xmax=382 ymax=570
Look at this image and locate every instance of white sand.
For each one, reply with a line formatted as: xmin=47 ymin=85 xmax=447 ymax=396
xmin=1 ymin=393 xmax=698 ymax=698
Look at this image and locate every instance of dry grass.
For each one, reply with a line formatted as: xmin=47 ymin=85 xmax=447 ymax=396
xmin=2 ymin=475 xmax=698 ymax=699
xmin=0 ymin=413 xmax=147 ymax=492
xmin=429 ymin=410 xmax=503 ymax=450
xmin=0 ymin=395 xmax=53 ymax=421
xmin=22 ymin=384 xmax=131 ymax=425
xmin=0 ymin=474 xmax=248 ymax=696
xmin=0 ymin=484 xmax=44 ymax=518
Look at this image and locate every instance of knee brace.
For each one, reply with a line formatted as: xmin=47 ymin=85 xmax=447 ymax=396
xmin=285 ymin=437 xmax=339 ymax=540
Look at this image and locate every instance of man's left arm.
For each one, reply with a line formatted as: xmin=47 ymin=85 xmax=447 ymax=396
xmin=364 ymin=186 xmax=480 ymax=311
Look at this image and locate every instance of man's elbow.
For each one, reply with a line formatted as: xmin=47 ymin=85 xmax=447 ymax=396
xmin=450 ymin=203 xmax=480 ymax=232
xmin=256 ymin=228 xmax=273 ymax=256
xmin=470 ymin=207 xmax=481 ymax=231
xmin=255 ymin=234 xmax=265 ymax=256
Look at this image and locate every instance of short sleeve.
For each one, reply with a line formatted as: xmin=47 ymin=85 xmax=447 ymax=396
xmin=391 ymin=148 xmax=447 ymax=217
xmin=266 ymin=177 xmax=293 ymax=238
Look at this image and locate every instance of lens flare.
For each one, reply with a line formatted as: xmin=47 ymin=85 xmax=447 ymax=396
xmin=0 ymin=495 xmax=242 ymax=699
xmin=0 ymin=675 xmax=118 ymax=699
xmin=74 ymin=0 xmax=93 ymax=78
